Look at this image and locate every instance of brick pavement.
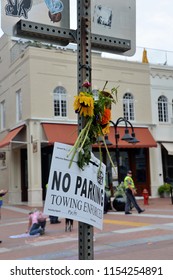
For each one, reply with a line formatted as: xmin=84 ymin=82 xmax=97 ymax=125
xmin=0 ymin=197 xmax=173 ymax=260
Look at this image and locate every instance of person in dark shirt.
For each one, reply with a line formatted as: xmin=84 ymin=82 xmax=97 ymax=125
xmin=124 ymin=171 xmax=145 ymax=214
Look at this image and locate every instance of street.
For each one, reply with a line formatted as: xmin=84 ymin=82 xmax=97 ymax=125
xmin=0 ymin=197 xmax=173 ymax=260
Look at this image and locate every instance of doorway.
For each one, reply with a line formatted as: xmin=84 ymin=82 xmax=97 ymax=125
xmin=93 ymin=147 xmax=151 ymax=196
xmin=130 ymin=148 xmax=150 ymax=195
xmin=41 ymin=145 xmax=53 ymax=200
xmin=21 ymin=149 xmax=28 ymax=202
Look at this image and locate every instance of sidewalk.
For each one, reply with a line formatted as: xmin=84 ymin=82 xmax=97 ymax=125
xmin=0 ymin=197 xmax=173 ymax=260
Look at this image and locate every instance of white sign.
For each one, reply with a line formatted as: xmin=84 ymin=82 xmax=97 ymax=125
xmin=44 ymin=142 xmax=106 ymax=230
xmin=1 ymin=0 xmax=70 ymax=36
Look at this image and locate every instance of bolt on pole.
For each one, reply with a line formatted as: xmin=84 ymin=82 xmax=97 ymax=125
xmin=77 ymin=0 xmax=94 ymax=260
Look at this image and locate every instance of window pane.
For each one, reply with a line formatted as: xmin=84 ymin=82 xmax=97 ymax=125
xmin=0 ymin=101 xmax=5 ymax=130
xmin=53 ymin=86 xmax=67 ymax=117
xmin=123 ymin=93 xmax=134 ymax=121
xmin=158 ymin=95 xmax=168 ymax=123
xmin=16 ymin=89 xmax=22 ymax=121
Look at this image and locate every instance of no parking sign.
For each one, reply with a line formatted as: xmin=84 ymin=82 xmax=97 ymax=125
xmin=44 ymin=142 xmax=106 ymax=230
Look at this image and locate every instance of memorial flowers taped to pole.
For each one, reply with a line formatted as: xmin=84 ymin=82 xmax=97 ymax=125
xmin=68 ymin=80 xmax=118 ymax=170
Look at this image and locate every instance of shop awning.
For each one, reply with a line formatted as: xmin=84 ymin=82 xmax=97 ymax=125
xmin=0 ymin=125 xmax=25 ymax=148
xmin=42 ymin=123 xmax=157 ymax=148
xmin=42 ymin=123 xmax=78 ymax=145
xmin=108 ymin=126 xmax=157 ymax=148
xmin=162 ymin=143 xmax=173 ymax=155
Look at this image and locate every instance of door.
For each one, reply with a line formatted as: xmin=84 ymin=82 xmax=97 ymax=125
xmin=119 ymin=148 xmax=151 ymax=196
xmin=130 ymin=148 xmax=151 ymax=196
xmin=41 ymin=145 xmax=53 ymax=200
xmin=21 ymin=149 xmax=28 ymax=202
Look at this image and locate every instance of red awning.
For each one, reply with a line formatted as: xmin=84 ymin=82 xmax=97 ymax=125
xmin=42 ymin=123 xmax=78 ymax=145
xmin=0 ymin=125 xmax=25 ymax=148
xmin=42 ymin=123 xmax=157 ymax=148
xmin=108 ymin=126 xmax=157 ymax=148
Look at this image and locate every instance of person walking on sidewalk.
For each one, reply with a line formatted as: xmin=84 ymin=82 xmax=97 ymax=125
xmin=0 ymin=189 xmax=8 ymax=244
xmin=124 ymin=170 xmax=145 ymax=215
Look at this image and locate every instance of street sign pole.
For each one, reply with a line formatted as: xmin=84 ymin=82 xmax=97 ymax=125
xmin=2 ymin=0 xmax=135 ymax=261
xmin=77 ymin=0 xmax=94 ymax=260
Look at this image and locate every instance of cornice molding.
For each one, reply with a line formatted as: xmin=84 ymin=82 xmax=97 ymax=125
xmin=150 ymin=73 xmax=173 ymax=80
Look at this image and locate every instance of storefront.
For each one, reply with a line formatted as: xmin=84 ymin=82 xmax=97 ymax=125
xmin=0 ymin=122 xmax=157 ymax=205
xmin=41 ymin=123 xmax=157 ymax=196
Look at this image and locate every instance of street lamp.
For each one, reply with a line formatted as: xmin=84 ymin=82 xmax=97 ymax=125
xmin=110 ymin=118 xmax=139 ymax=184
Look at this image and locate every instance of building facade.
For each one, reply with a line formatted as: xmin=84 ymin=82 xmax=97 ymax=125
xmin=0 ymin=35 xmax=172 ymax=206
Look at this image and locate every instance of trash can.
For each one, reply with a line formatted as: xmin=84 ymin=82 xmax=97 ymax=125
xmin=112 ymin=196 xmax=125 ymax=211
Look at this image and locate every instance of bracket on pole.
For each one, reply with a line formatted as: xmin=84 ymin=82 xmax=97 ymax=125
xmin=16 ymin=19 xmax=131 ymax=53
xmin=16 ymin=20 xmax=77 ymax=46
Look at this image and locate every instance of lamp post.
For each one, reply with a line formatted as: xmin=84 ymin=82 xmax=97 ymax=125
xmin=110 ymin=118 xmax=139 ymax=184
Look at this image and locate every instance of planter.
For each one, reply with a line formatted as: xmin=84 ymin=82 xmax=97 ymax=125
xmin=112 ymin=196 xmax=125 ymax=211
xmin=163 ymin=192 xmax=170 ymax=197
xmin=158 ymin=183 xmax=171 ymax=198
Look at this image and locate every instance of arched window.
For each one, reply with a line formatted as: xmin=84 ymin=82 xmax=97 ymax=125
xmin=123 ymin=93 xmax=134 ymax=121
xmin=158 ymin=95 xmax=168 ymax=122
xmin=53 ymin=86 xmax=67 ymax=117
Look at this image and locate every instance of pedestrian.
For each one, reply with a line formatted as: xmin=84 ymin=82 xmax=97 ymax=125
xmin=0 ymin=189 xmax=8 ymax=244
xmin=124 ymin=170 xmax=145 ymax=215
xmin=26 ymin=209 xmax=46 ymax=236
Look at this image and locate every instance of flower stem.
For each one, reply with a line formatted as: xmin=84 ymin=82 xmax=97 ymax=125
xmin=78 ymin=118 xmax=92 ymax=152
xmin=67 ymin=118 xmax=92 ymax=168
xmin=101 ymin=135 xmax=117 ymax=177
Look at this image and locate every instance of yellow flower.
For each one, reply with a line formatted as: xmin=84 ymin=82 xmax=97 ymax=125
xmin=102 ymin=124 xmax=110 ymax=135
xmin=74 ymin=92 xmax=94 ymax=117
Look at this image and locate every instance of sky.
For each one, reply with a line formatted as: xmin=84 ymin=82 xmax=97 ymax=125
xmin=136 ymin=0 xmax=173 ymax=52
xmin=0 ymin=0 xmax=173 ymax=52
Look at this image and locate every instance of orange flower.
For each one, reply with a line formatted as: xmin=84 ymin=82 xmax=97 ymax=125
xmin=101 ymin=108 xmax=111 ymax=125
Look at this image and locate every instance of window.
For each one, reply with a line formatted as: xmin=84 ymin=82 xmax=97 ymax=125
xmin=53 ymin=86 xmax=67 ymax=117
xmin=16 ymin=89 xmax=22 ymax=122
xmin=0 ymin=100 xmax=5 ymax=130
xmin=123 ymin=93 xmax=134 ymax=121
xmin=158 ymin=95 xmax=168 ymax=122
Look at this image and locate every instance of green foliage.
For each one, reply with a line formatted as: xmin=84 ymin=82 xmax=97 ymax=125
xmin=158 ymin=183 xmax=171 ymax=196
xmin=115 ymin=182 xmax=126 ymax=198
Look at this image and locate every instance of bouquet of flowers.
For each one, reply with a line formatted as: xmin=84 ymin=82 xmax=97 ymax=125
xmin=68 ymin=80 xmax=118 ymax=170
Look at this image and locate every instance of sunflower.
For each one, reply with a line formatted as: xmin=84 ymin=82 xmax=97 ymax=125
xmin=69 ymin=81 xmax=118 ymax=170
xmin=73 ymin=92 xmax=94 ymax=117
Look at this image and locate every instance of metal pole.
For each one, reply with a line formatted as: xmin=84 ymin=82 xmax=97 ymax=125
xmin=77 ymin=0 xmax=94 ymax=260
xmin=115 ymin=134 xmax=121 ymax=185
xmin=110 ymin=120 xmax=121 ymax=185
